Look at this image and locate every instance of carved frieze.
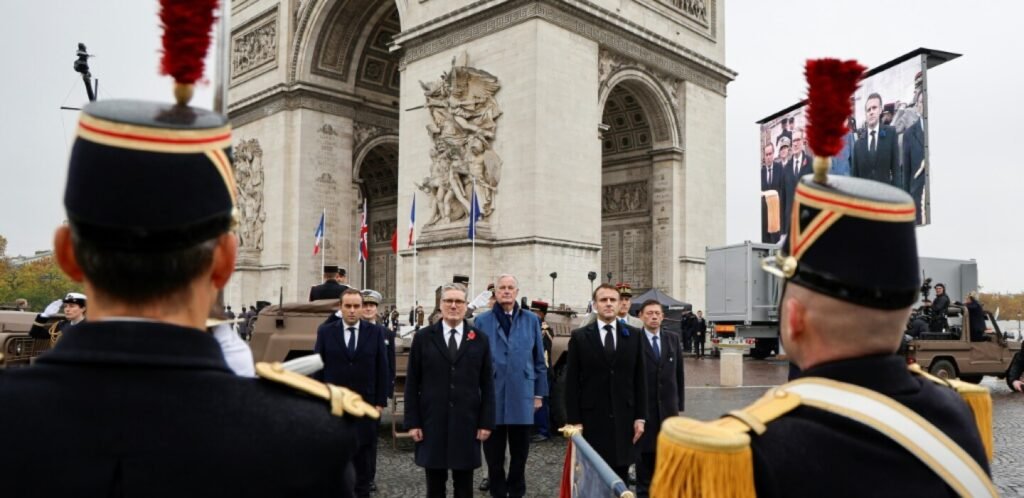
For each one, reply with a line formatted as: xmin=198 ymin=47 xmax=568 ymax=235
xmin=660 ymin=0 xmax=709 ymax=24
xmin=354 ymin=122 xmax=389 ymax=151
xmin=599 ymin=48 xmax=681 ymax=110
xmin=602 ymin=181 xmax=650 ymax=215
xmin=233 ymin=138 xmax=268 ymax=255
xmin=231 ymin=6 xmax=278 ymax=85
xmin=416 ymin=57 xmax=503 ymax=231
xmin=372 ymin=220 xmax=397 ymax=244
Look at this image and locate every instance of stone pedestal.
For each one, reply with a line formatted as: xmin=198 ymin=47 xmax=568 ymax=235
xmin=719 ymin=343 xmax=751 ymax=387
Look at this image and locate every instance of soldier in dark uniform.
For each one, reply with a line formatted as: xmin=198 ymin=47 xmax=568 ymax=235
xmin=28 ymin=292 xmax=87 ymax=344
xmin=0 ymin=38 xmax=376 ymax=496
xmin=652 ymin=159 xmax=996 ymax=497
xmin=309 ymin=265 xmax=350 ymax=301
xmin=530 ymin=300 xmax=553 ymax=442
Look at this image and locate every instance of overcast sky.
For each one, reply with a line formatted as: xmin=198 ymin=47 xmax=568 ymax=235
xmin=3 ymin=1 xmax=1023 ymax=291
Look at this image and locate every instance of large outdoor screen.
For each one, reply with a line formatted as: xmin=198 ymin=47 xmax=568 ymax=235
xmin=757 ymin=50 xmax=944 ymax=243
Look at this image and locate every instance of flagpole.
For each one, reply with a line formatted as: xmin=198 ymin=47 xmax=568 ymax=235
xmin=471 ymin=177 xmax=477 ymax=300
xmin=412 ymin=193 xmax=418 ymax=306
xmin=321 ymin=206 xmax=326 ymax=277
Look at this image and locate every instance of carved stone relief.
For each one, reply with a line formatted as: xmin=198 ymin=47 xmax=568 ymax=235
xmin=599 ymin=48 xmax=681 ymax=110
xmin=415 ymin=57 xmax=503 ymax=230
xmin=354 ymin=122 xmax=389 ymax=152
xmin=231 ymin=7 xmax=278 ymax=84
xmin=372 ymin=219 xmax=397 ymax=244
xmin=233 ymin=138 xmax=268 ymax=256
xmin=661 ymin=0 xmax=709 ymax=23
xmin=602 ymin=181 xmax=650 ymax=215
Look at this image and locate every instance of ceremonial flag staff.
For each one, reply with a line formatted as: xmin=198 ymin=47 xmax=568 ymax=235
xmin=320 ymin=206 xmax=326 ymax=273
xmin=468 ymin=177 xmax=483 ymax=298
xmin=410 ymin=193 xmax=418 ymax=306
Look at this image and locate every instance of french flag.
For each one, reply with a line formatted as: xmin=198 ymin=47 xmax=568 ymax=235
xmin=312 ymin=211 xmax=325 ymax=255
xmin=408 ymin=193 xmax=416 ymax=247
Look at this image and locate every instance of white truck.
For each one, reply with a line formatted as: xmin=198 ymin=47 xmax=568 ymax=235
xmin=704 ymin=241 xmax=978 ymax=359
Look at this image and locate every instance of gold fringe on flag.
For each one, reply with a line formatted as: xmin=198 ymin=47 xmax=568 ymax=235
xmin=650 ymin=417 xmax=756 ymax=498
xmin=908 ymin=363 xmax=993 ymax=462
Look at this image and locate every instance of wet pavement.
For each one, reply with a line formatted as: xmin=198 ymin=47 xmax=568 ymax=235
xmin=371 ymin=356 xmax=1024 ymax=497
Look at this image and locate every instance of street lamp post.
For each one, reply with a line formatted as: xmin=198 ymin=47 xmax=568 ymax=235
xmin=549 ymin=272 xmax=557 ymax=306
xmin=587 ymin=271 xmax=597 ymax=297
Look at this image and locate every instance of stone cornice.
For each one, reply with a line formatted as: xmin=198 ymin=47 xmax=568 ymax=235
xmin=401 ymin=235 xmax=602 ymax=254
xmin=393 ymin=0 xmax=735 ymax=96
xmin=228 ymin=83 xmax=400 ymax=129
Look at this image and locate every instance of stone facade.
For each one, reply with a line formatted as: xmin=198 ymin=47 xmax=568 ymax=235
xmin=224 ymin=0 xmax=733 ymax=312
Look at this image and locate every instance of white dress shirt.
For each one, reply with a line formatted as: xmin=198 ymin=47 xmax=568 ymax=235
xmin=597 ymin=319 xmax=617 ymax=348
xmin=443 ymin=322 xmax=464 ymax=349
xmin=342 ymin=320 xmax=359 ymax=350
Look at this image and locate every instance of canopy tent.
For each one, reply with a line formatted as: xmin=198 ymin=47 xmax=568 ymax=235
xmin=628 ymin=288 xmax=692 ymax=336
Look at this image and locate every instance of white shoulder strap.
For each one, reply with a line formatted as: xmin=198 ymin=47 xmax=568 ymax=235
xmin=783 ymin=377 xmax=997 ymax=498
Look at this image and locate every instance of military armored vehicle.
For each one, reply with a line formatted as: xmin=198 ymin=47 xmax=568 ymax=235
xmin=0 ymin=310 xmax=55 ymax=368
xmin=904 ymin=305 xmax=1021 ymax=383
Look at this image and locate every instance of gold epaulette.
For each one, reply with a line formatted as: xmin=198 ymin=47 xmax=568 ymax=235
xmin=255 ymin=362 xmax=380 ymax=419
xmin=650 ymin=387 xmax=802 ymax=498
xmin=908 ymin=363 xmax=993 ymax=461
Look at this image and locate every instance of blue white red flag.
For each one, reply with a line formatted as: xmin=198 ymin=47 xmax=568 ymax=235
xmin=468 ymin=186 xmax=482 ymax=240
xmin=312 ymin=211 xmax=325 ymax=255
xmin=408 ymin=193 xmax=416 ymax=247
xmin=358 ymin=200 xmax=369 ymax=262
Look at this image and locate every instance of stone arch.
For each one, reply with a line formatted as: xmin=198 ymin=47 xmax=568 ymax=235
xmin=353 ymin=134 xmax=400 ymax=181
xmin=599 ymin=68 xmax=681 ymax=151
xmin=291 ymin=0 xmax=402 ymax=85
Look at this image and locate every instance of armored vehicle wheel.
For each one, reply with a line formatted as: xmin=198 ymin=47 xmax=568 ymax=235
xmin=929 ymin=359 xmax=957 ymax=380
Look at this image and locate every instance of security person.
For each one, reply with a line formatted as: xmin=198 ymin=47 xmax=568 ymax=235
xmin=651 ymin=161 xmax=996 ymax=496
xmin=0 ymin=37 xmax=376 ymax=495
xmin=29 ymin=292 xmax=87 ymax=344
xmin=310 ymin=265 xmax=350 ymax=301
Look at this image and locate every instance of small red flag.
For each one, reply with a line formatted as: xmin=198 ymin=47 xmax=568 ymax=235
xmin=390 ymin=228 xmax=399 ymax=254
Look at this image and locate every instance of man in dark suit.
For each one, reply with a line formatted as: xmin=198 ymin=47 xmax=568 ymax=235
xmin=565 ymin=283 xmax=647 ymax=481
xmin=634 ymin=299 xmax=685 ymax=497
xmin=0 ymin=94 xmax=366 ymax=496
xmin=315 ymin=288 xmax=389 ymax=498
xmin=761 ymin=142 xmax=784 ymax=243
xmin=852 ymin=93 xmax=900 ymax=187
xmin=903 ymin=91 xmax=927 ymax=223
xmin=405 ymin=283 xmax=495 ymax=498
xmin=309 ymin=265 xmax=350 ymax=301
xmin=782 ymin=128 xmax=814 ymax=237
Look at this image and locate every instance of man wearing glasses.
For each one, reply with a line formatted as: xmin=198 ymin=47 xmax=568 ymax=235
xmin=405 ymin=283 xmax=495 ymax=498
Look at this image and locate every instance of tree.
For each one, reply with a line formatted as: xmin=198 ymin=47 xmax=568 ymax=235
xmin=0 ymin=255 xmax=82 ymax=312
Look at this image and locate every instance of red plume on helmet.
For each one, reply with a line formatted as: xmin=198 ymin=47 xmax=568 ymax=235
xmin=804 ymin=58 xmax=866 ymax=158
xmin=158 ymin=0 xmax=220 ymax=104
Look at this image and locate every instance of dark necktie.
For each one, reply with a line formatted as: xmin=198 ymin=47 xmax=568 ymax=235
xmin=652 ymin=335 xmax=661 ymax=362
xmin=448 ymin=329 xmax=458 ymax=359
xmin=603 ymin=324 xmax=615 ymax=358
xmin=767 ymin=167 xmax=772 ymax=184
xmin=347 ymin=327 xmax=356 ymax=354
xmin=869 ymin=130 xmax=876 ymax=153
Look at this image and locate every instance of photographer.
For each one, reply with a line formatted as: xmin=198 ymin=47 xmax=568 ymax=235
xmin=1008 ymin=350 xmax=1024 ymax=393
xmin=923 ymin=282 xmax=950 ymax=332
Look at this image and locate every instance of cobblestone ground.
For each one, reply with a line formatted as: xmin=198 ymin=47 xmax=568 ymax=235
xmin=372 ymin=357 xmax=1024 ymax=497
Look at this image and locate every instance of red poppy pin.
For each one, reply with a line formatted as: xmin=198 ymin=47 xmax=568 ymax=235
xmin=467 ymin=331 xmax=476 ymax=341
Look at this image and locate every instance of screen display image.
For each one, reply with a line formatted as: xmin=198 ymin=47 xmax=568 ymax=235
xmin=755 ymin=49 xmax=955 ymax=243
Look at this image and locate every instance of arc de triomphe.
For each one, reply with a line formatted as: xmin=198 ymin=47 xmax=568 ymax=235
xmin=223 ymin=0 xmax=734 ymax=312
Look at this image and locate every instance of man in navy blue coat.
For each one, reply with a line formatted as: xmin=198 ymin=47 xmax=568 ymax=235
xmin=405 ymin=283 xmax=495 ymax=498
xmin=315 ymin=288 xmax=390 ymax=498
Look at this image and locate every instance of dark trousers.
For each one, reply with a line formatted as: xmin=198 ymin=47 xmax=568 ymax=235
xmin=483 ymin=424 xmax=531 ymax=498
xmin=694 ymin=334 xmax=705 ymax=357
xmin=533 ymin=397 xmax=550 ymax=438
xmin=635 ymin=451 xmax=656 ymax=497
xmin=353 ymin=424 xmax=378 ymax=497
xmin=425 ymin=468 xmax=473 ymax=498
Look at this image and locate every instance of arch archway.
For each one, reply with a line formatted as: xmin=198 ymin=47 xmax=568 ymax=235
xmin=356 ymin=140 xmax=399 ymax=305
xmin=599 ymin=68 xmax=681 ymax=151
xmin=600 ymin=85 xmax=656 ymax=291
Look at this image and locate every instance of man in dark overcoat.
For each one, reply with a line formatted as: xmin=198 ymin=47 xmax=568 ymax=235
xmin=0 ymin=93 xmax=366 ymax=496
xmin=565 ymin=283 xmax=647 ymax=481
xmin=315 ymin=288 xmax=389 ymax=497
xmin=634 ymin=299 xmax=685 ymax=497
xmin=309 ymin=265 xmax=350 ymax=301
xmin=405 ymin=283 xmax=495 ymax=498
